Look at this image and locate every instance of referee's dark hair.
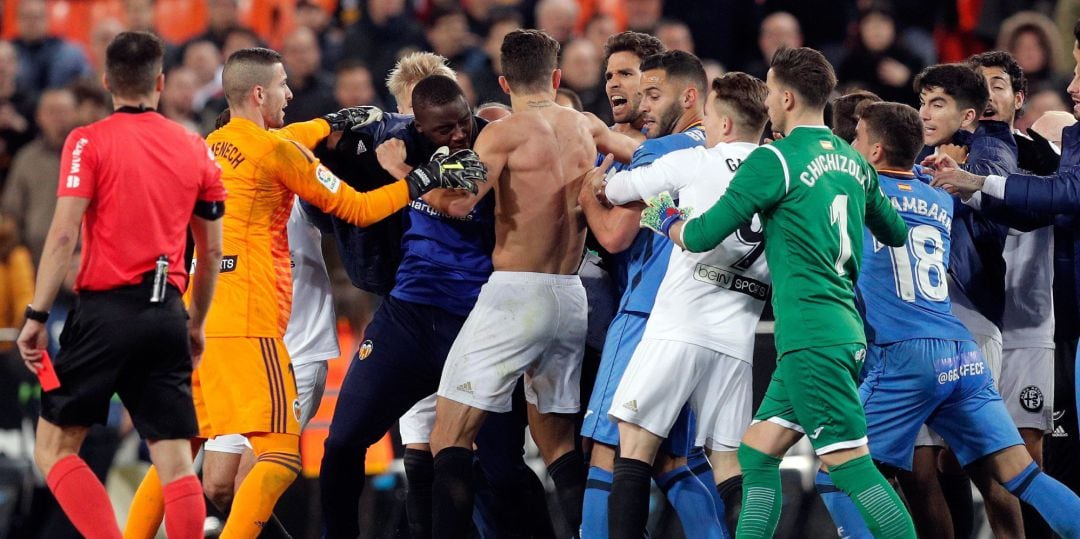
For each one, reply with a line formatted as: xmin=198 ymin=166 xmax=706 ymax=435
xmin=856 ymin=101 xmax=924 ymax=170
xmin=411 ymin=75 xmax=465 ymax=112
xmin=223 ymin=47 xmax=283 ymax=105
xmin=640 ymin=50 xmax=707 ymax=95
xmin=913 ymin=63 xmax=989 ymax=116
xmin=105 ymin=31 xmax=164 ymax=99
xmin=769 ymin=46 xmax=837 ymax=109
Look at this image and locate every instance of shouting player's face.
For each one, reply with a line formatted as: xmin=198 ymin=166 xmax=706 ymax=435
xmin=919 ymin=86 xmax=971 ymax=148
xmin=978 ymin=66 xmax=1022 ymax=126
xmin=605 ymin=51 xmax=644 ymax=127
xmin=415 ymin=96 xmax=474 ymax=151
xmin=260 ymin=63 xmax=293 ymax=129
xmin=639 ymin=68 xmax=683 ymax=139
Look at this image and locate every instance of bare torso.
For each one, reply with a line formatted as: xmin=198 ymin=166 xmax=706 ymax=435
xmin=478 ymin=104 xmax=596 ymax=274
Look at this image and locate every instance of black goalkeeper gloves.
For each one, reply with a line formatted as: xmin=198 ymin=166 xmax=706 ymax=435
xmin=322 ymin=106 xmax=383 ymax=132
xmin=404 ymin=146 xmax=488 ymax=199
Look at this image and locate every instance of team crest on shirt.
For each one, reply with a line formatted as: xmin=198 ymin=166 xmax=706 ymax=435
xmin=1020 ymin=385 xmax=1044 ymax=412
xmin=314 ymin=164 xmax=341 ymax=193
xmin=293 ymin=398 xmax=302 ymax=423
xmin=358 ymin=339 xmax=373 ymax=360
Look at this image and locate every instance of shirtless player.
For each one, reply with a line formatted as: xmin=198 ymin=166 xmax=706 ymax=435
xmin=427 ymin=29 xmax=610 ymax=537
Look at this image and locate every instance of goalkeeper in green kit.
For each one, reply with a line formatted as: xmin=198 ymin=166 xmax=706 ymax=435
xmin=640 ymin=47 xmax=917 ymax=538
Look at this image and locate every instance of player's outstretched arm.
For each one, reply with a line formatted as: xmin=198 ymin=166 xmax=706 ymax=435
xmin=586 ymin=113 xmax=638 ymax=163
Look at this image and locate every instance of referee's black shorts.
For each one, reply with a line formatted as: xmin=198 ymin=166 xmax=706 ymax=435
xmin=41 ymin=280 xmax=198 ymax=440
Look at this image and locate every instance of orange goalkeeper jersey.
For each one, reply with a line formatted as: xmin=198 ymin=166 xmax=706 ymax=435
xmin=203 ymin=117 xmax=410 ymax=338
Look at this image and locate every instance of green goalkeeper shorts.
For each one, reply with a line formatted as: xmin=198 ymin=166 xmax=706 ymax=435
xmin=753 ymin=343 xmax=869 ymax=455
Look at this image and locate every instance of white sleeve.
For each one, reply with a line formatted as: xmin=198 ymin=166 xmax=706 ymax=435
xmin=604 ymin=150 xmax=692 ymax=205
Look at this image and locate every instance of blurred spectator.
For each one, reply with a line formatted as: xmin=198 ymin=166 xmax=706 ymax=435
xmin=584 ymin=13 xmax=618 ymax=54
xmin=222 ymin=27 xmax=263 ymax=60
xmin=12 ymin=0 xmax=91 ymax=97
xmin=334 ymin=60 xmax=379 ymax=109
xmin=1 ymin=88 xmax=77 ymax=264
xmin=283 ymin=27 xmax=337 ymax=122
xmin=425 ymin=8 xmax=486 ymax=73
xmin=762 ymin=0 xmax=856 ymax=65
xmin=469 ymin=10 xmax=522 ymax=105
xmin=342 ymin=0 xmax=427 ymax=105
xmin=1054 ymin=1 xmax=1080 ymax=78
xmin=456 ymin=71 xmax=480 ymax=108
xmin=69 ymin=79 xmax=110 ymax=127
xmin=462 ymin=0 xmax=512 ymax=36
xmin=186 ymin=0 xmax=245 ymax=51
xmin=559 ymin=38 xmax=608 ymax=120
xmin=1015 ymin=84 xmax=1071 ymax=134
xmin=838 ymin=6 xmax=924 ymax=106
xmin=556 ymin=87 xmax=583 ymax=111
xmin=891 ymin=0 xmax=946 ymax=66
xmin=183 ymin=39 xmax=223 ymax=111
xmin=88 ymin=19 xmax=126 ymax=83
xmin=997 ymin=12 xmax=1067 ymax=91
xmin=655 ymin=19 xmax=694 ymax=54
xmin=159 ymin=66 xmax=202 ymax=133
xmin=743 ymin=11 xmax=803 ymax=79
xmin=702 ymin=60 xmax=725 ymax=84
xmin=0 ymin=41 xmax=34 ymax=190
xmin=123 ymin=0 xmax=157 ymax=34
xmin=536 ymin=0 xmax=580 ymax=44
xmin=297 ymin=0 xmax=345 ymax=73
xmin=625 ymin=0 xmax=663 ymax=32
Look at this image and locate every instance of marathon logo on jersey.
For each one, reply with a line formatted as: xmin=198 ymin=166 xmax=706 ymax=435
xmin=1020 ymin=385 xmax=1044 ymax=412
xmin=219 ymin=256 xmax=238 ymax=273
xmin=314 ymin=164 xmax=341 ymax=193
xmin=66 ymin=137 xmax=89 ymax=188
xmin=934 ymin=349 xmax=984 ymax=384
xmin=693 ymin=263 xmax=770 ymax=300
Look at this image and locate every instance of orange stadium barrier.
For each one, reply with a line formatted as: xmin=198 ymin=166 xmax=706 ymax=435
xmin=300 ymin=317 xmax=393 ymax=478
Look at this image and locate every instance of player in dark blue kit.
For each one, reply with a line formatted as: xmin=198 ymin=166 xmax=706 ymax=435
xmin=316 ymin=75 xmax=502 ymax=539
xmin=822 ymin=101 xmax=1080 ymax=539
xmin=579 ymin=50 xmax=730 ymax=538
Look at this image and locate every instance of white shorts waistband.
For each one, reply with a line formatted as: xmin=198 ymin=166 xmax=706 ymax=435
xmin=487 ymin=271 xmax=582 ymax=287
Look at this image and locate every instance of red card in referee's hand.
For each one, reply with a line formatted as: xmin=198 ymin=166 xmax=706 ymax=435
xmin=36 ymin=350 xmax=60 ymax=392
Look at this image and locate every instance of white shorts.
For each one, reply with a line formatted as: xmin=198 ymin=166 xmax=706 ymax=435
xmin=915 ymin=425 xmax=945 ymax=448
xmin=973 ymin=332 xmax=1004 ymax=389
xmin=608 ymin=338 xmax=752 ymax=451
xmin=438 ymin=272 xmax=587 ymax=414
xmin=1000 ymin=347 xmax=1054 ymax=432
xmin=204 ymin=360 xmax=328 ymax=454
xmin=400 ymin=394 xmax=437 ymax=445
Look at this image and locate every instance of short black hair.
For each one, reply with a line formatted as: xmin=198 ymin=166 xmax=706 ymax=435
xmin=557 ymin=87 xmax=583 ymax=111
xmin=967 ymin=50 xmax=1027 ymax=95
xmin=711 ymin=72 xmax=768 ymax=136
xmin=832 ymin=90 xmax=882 ymax=143
xmin=640 ymin=50 xmax=707 ymax=95
xmin=913 ymin=63 xmax=989 ymax=115
xmin=105 ymin=31 xmax=164 ymax=99
xmin=856 ymin=101 xmax=924 ymax=169
xmin=501 ymin=29 xmax=560 ymax=92
xmin=411 ymin=74 xmax=465 ymax=111
xmin=769 ymin=46 xmax=837 ymax=109
xmin=603 ymin=31 xmax=665 ymax=64
xmin=222 ymin=47 xmax=282 ymax=104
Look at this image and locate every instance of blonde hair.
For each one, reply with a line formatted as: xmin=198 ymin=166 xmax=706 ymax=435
xmin=386 ymin=52 xmax=457 ymax=105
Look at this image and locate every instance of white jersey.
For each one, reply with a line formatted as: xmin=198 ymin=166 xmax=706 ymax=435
xmin=285 ymin=198 xmax=340 ymax=365
xmin=1001 ymin=224 xmax=1055 ymax=349
xmin=605 ymin=142 xmax=769 ymax=362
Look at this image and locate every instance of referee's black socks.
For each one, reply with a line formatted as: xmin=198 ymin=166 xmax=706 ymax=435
xmin=608 ymin=456 xmax=652 ymax=539
xmin=404 ymin=448 xmax=435 ymax=539
xmin=548 ymin=449 xmax=586 ymax=533
xmin=433 ymin=446 xmax=474 ymax=539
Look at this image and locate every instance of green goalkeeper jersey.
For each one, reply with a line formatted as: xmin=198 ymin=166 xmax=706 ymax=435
xmin=680 ymin=126 xmax=907 ymax=355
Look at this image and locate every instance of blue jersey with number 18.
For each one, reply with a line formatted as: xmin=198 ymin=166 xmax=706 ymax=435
xmin=858 ymin=169 xmax=973 ymax=344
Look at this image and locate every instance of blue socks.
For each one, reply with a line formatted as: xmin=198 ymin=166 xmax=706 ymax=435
xmin=1003 ymin=461 xmax=1080 ymax=538
xmin=656 ymin=465 xmax=727 ymax=539
xmin=582 ymin=466 xmax=612 ymax=538
xmin=816 ymin=469 xmax=872 ymax=539
xmin=688 ymin=448 xmax=726 ymax=517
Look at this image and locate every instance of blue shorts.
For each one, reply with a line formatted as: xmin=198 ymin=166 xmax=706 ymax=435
xmin=580 ymin=310 xmax=693 ymax=456
xmin=860 ymin=338 xmax=1022 ymax=470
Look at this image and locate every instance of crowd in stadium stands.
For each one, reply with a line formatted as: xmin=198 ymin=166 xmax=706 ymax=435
xmin=3 ymin=0 xmax=1080 ymax=536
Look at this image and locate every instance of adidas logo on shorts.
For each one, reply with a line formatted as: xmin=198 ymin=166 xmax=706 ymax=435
xmin=622 ymin=400 xmax=638 ymax=412
xmin=1053 ymin=424 xmax=1068 ymax=438
xmin=457 ymin=382 xmax=474 ymax=394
